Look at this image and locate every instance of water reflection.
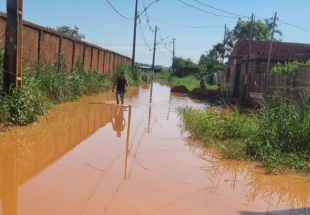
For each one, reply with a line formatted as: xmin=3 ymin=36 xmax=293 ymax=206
xmin=186 ymin=141 xmax=310 ymax=213
xmin=111 ymin=106 xmax=126 ymax=138
xmin=0 ymin=97 xmax=134 ymax=215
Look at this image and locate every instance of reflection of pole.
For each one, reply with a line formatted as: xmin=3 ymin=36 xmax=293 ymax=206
xmin=124 ymin=105 xmax=132 ymax=180
xmin=3 ymin=149 xmax=20 ymax=215
xmin=148 ymin=82 xmax=153 ymax=133
xmin=149 ymin=81 xmax=153 ymax=103
xmin=148 ymin=106 xmax=152 ymax=134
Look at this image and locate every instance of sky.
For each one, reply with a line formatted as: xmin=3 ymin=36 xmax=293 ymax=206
xmin=1 ymin=0 xmax=310 ymax=67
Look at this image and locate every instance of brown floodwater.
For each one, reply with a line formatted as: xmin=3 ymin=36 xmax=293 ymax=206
xmin=0 ymin=82 xmax=310 ymax=215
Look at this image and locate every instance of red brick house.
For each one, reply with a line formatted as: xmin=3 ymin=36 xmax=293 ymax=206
xmin=226 ymin=40 xmax=310 ymax=97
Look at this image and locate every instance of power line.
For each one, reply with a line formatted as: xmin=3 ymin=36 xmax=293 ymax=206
xmin=138 ymin=17 xmax=152 ymax=50
xmin=176 ymin=0 xmax=243 ymax=19
xmin=192 ymin=0 xmax=249 ymax=18
xmin=278 ymin=19 xmax=310 ymax=33
xmin=104 ymin=0 xmax=133 ymax=20
xmin=148 ymin=16 xmax=224 ymax=29
xmin=99 ymin=0 xmax=133 ymax=25
xmin=142 ymin=0 xmax=154 ymax=32
xmin=157 ymin=45 xmax=166 ymax=57
xmin=278 ymin=35 xmax=299 ymax=43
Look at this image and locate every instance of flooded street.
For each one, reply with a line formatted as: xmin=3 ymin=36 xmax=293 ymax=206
xmin=1 ymin=82 xmax=310 ymax=215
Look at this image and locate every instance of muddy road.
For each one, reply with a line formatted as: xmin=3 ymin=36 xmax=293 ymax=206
xmin=0 ymin=82 xmax=310 ymax=215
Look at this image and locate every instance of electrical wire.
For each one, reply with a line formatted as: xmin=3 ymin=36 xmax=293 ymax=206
xmin=157 ymin=45 xmax=167 ymax=57
xmin=99 ymin=0 xmax=133 ymax=25
xmin=279 ymin=19 xmax=310 ymax=33
xmin=176 ymin=0 xmax=243 ymax=19
xmin=142 ymin=0 xmax=154 ymax=32
xmin=192 ymin=0 xmax=249 ymax=18
xmin=104 ymin=0 xmax=133 ymax=20
xmin=138 ymin=17 xmax=152 ymax=51
xmin=278 ymin=35 xmax=300 ymax=43
xmin=148 ymin=16 xmax=224 ymax=29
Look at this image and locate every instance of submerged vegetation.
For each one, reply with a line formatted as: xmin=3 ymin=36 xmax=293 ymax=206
xmin=180 ymin=95 xmax=310 ymax=173
xmin=0 ymin=46 xmax=142 ymax=128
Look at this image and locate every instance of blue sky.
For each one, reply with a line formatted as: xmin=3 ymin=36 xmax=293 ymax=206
xmin=1 ymin=0 xmax=310 ymax=67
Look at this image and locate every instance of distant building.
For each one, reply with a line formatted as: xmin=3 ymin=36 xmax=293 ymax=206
xmin=139 ymin=66 xmax=163 ymax=74
xmin=226 ymin=40 xmax=310 ymax=97
xmin=174 ymin=67 xmax=198 ymax=77
xmin=140 ymin=66 xmax=152 ymax=73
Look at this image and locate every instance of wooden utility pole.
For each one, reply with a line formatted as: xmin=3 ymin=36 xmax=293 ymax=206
xmin=3 ymin=0 xmax=23 ymax=93
xmin=151 ymin=26 xmax=157 ymax=79
xmin=131 ymin=0 xmax=138 ymax=67
xmin=172 ymin=38 xmax=176 ymax=72
xmin=266 ymin=12 xmax=277 ymax=73
xmin=242 ymin=13 xmax=254 ymax=101
xmin=221 ymin=24 xmax=227 ymax=71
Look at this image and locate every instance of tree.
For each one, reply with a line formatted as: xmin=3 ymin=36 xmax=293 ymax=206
xmin=173 ymin=57 xmax=196 ymax=72
xmin=263 ymin=18 xmax=283 ymax=41
xmin=53 ymin=25 xmax=85 ymax=40
xmin=233 ymin=19 xmax=270 ymax=41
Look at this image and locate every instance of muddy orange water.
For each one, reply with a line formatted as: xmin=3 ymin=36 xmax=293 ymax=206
xmin=0 ymin=82 xmax=310 ymax=215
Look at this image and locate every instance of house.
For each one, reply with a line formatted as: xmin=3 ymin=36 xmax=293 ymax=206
xmin=226 ymin=40 xmax=310 ymax=98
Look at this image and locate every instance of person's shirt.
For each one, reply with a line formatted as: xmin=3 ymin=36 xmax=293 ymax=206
xmin=117 ymin=77 xmax=127 ymax=92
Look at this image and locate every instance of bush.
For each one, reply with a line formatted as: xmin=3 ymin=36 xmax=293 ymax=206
xmin=180 ymin=96 xmax=310 ymax=173
xmin=270 ymin=60 xmax=310 ymax=75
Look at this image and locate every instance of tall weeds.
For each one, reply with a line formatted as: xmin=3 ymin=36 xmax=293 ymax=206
xmin=180 ymin=95 xmax=310 ymax=173
xmin=0 ymin=49 xmax=142 ymax=127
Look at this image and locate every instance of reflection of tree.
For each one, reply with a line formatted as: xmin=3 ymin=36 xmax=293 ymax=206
xmin=185 ymin=141 xmax=310 ymax=212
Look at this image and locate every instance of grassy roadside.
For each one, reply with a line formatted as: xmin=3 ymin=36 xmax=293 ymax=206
xmin=154 ymin=69 xmax=218 ymax=91
xmin=0 ymin=47 xmax=142 ymax=130
xmin=179 ymin=95 xmax=310 ymax=174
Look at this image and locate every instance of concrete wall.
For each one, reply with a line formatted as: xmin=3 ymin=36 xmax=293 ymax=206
xmin=0 ymin=12 xmax=131 ymax=73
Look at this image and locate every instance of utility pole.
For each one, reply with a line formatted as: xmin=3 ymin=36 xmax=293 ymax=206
xmin=242 ymin=13 xmax=254 ymax=101
xmin=266 ymin=12 xmax=277 ymax=73
xmin=4 ymin=0 xmax=23 ymax=93
xmin=131 ymin=0 xmax=138 ymax=67
xmin=221 ymin=24 xmax=227 ymax=71
xmin=151 ymin=26 xmax=157 ymax=79
xmin=172 ymin=38 xmax=176 ymax=73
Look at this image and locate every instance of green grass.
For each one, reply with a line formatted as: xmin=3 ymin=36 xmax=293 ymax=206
xmin=179 ymin=95 xmax=310 ymax=174
xmin=154 ymin=69 xmax=173 ymax=80
xmin=0 ymin=46 xmax=142 ymax=127
xmin=154 ymin=69 xmax=218 ymax=91
xmin=170 ymin=76 xmax=218 ymax=91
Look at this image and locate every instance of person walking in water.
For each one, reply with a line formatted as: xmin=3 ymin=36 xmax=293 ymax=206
xmin=112 ymin=72 xmax=129 ymax=105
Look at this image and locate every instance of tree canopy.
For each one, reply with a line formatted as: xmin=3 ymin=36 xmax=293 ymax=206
xmin=53 ymin=25 xmax=85 ymax=40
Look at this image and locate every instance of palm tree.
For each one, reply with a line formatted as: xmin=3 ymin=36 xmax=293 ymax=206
xmin=264 ymin=19 xmax=283 ymax=41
